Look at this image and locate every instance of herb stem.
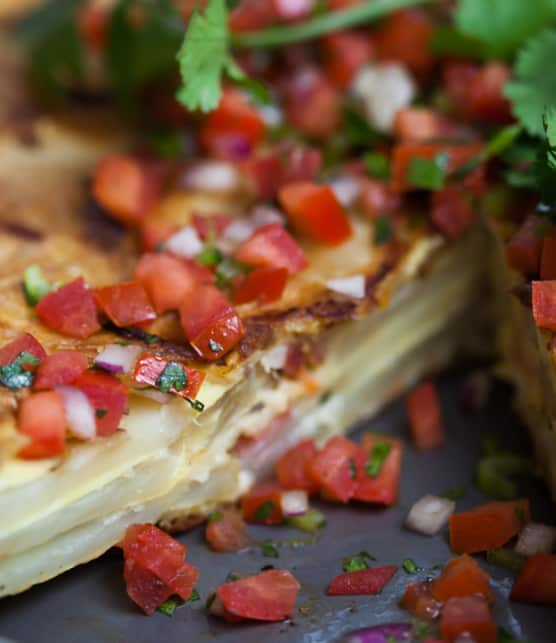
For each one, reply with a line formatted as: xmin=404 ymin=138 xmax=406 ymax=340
xmin=232 ymin=0 xmax=436 ymax=49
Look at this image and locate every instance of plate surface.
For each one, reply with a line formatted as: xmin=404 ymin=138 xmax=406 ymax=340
xmin=0 ymin=369 xmax=553 ymax=643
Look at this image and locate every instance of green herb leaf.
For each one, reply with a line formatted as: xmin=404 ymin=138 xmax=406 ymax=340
xmin=365 ymin=442 xmax=392 ymax=478
xmin=363 ymin=152 xmax=390 ymax=180
xmin=285 ymin=508 xmax=327 ymax=533
xmin=477 ymin=454 xmax=534 ymax=499
xmin=0 ymin=352 xmax=41 ymax=390
xmin=505 ymin=29 xmax=556 ymax=136
xmin=407 ymin=153 xmax=449 ymax=190
xmin=441 ymin=486 xmax=466 ymax=501
xmin=402 ymin=558 xmax=420 ymax=574
xmin=196 ymin=247 xmax=223 ymax=267
xmin=456 ymin=0 xmax=556 ymax=58
xmin=374 ymin=216 xmax=393 ymax=246
xmin=95 ymin=409 xmax=108 ymax=419
xmin=156 ymin=362 xmax=187 ymax=394
xmin=157 ymin=589 xmax=200 ymax=617
xmin=254 ymin=500 xmax=276 ymax=522
xmin=486 ymin=548 xmax=526 ymax=573
xmin=23 ymin=264 xmax=52 ymax=306
xmin=176 ymin=0 xmax=237 ymax=112
xmin=343 ymin=106 xmax=380 ymax=147
xmin=431 ymin=26 xmax=486 ymax=59
xmin=261 ymin=541 xmax=279 ymax=558
xmin=342 ymin=551 xmax=376 ymax=573
xmin=215 ymin=257 xmax=249 ymax=289
xmin=208 ymin=511 xmax=223 ymax=522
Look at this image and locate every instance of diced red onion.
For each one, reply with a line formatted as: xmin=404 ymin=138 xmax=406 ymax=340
xmin=134 ymin=388 xmax=171 ymax=405
xmin=326 ymin=275 xmax=366 ymax=299
xmin=281 ymin=490 xmax=309 ymax=517
xmin=94 ymin=344 xmax=142 ymax=375
xmin=251 ymin=205 xmax=286 ymax=228
xmin=181 ymin=161 xmax=240 ymax=192
xmin=261 ymin=344 xmax=288 ymax=371
xmin=274 ymin=0 xmax=314 ymax=19
xmin=515 ymin=522 xmax=556 ymax=556
xmin=405 ymin=494 xmax=455 ymax=536
xmin=328 ymin=175 xmax=361 ymax=207
xmin=56 ymin=385 xmax=96 ymax=440
xmin=165 ymin=226 xmax=204 ymax=259
xmin=341 ymin=623 xmax=412 ymax=643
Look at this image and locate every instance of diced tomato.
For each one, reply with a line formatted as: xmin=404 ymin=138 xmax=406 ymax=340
xmin=32 ymin=351 xmax=89 ymax=390
xmin=73 ymin=370 xmax=128 ymax=437
xmin=0 ymin=333 xmax=47 ymax=366
xmin=406 ymin=381 xmax=444 ymax=450
xmin=358 ymin=178 xmax=402 ymax=220
xmin=229 ymin=0 xmax=277 ymax=32
xmin=449 ymin=500 xmax=531 ymax=554
xmin=506 ymin=215 xmax=543 ymax=276
xmin=243 ymin=144 xmax=322 ymax=200
xmin=540 ymin=234 xmax=556 ymax=280
xmin=36 ymin=278 xmax=100 ymax=339
xmin=92 ymin=155 xmax=162 ymax=226
xmin=353 ymin=434 xmax=402 ymax=505
xmin=192 ymin=213 xmax=233 ymax=241
xmin=284 ymin=68 xmax=341 ymax=139
xmin=510 ymin=552 xmax=556 ymax=605
xmin=241 ymin=481 xmax=284 ymax=525
xmin=276 ymin=438 xmax=319 ymax=493
xmin=120 ymin=523 xmax=199 ymax=614
xmin=308 ymin=436 xmax=359 ymax=502
xmin=235 ymin=223 xmax=308 ymax=274
xmin=390 ymin=143 xmax=483 ymax=192
xmin=326 ymin=566 xmax=397 ymax=596
xmin=179 ymin=284 xmax=245 ymax=360
xmin=430 ymin=185 xmax=475 ymax=240
xmin=201 ymin=90 xmax=265 ymax=160
xmin=400 ymin=580 xmax=441 ymax=621
xmin=205 ymin=509 xmax=249 ymax=552
xmin=279 ymin=182 xmax=352 ymax=246
xmin=439 ymin=596 xmax=497 ymax=643
xmin=135 ymin=253 xmax=209 ymax=315
xmin=139 ymin=220 xmax=177 ymax=252
xmin=444 ymin=62 xmax=513 ymax=123
xmin=132 ymin=353 xmax=205 ymax=399
xmin=77 ymin=4 xmax=108 ymax=50
xmin=216 ymin=569 xmax=300 ymax=622
xmin=374 ymin=9 xmax=434 ymax=75
xmin=17 ymin=391 xmax=66 ymax=459
xmin=93 ymin=282 xmax=156 ymax=328
xmin=233 ymin=267 xmax=288 ymax=305
xmin=393 ymin=108 xmax=467 ymax=143
xmin=432 ymin=555 xmax=494 ymax=603
xmin=322 ymin=30 xmax=372 ymax=89
xmin=532 ymin=280 xmax=556 ymax=331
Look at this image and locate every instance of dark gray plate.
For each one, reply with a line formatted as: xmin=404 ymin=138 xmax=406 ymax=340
xmin=0 ymin=370 xmax=553 ymax=643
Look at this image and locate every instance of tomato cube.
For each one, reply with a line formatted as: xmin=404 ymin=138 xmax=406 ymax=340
xmin=406 ymin=381 xmax=444 ymax=450
xmin=430 ymin=185 xmax=475 ymax=240
xmin=0 ymin=333 xmax=46 ymax=366
xmin=326 ymin=566 xmax=398 ymax=596
xmin=205 ymin=509 xmax=249 ymax=552
xmin=432 ymin=555 xmax=494 ymax=603
xmin=439 ymin=596 xmax=497 ymax=643
xmin=506 ymin=216 xmax=543 ymax=276
xmin=276 ymin=438 xmax=319 ymax=493
xmin=308 ymin=436 xmax=359 ymax=502
xmin=400 ymin=580 xmax=441 ymax=621
xmin=233 ymin=267 xmax=288 ymax=305
xmin=510 ymin=552 xmax=556 ymax=605
xmin=17 ymin=390 xmax=66 ymax=459
xmin=94 ymin=282 xmax=156 ymax=328
xmin=532 ymin=280 xmax=556 ymax=331
xmin=353 ymin=434 xmax=402 ymax=505
xmin=73 ymin=370 xmax=128 ymax=436
xmin=132 ymin=353 xmax=204 ymax=399
xmin=33 ymin=350 xmax=89 ymax=390
xmin=241 ymin=482 xmax=283 ymax=525
xmin=36 ymin=278 xmax=100 ymax=339
xmin=235 ymin=223 xmax=308 ymax=274
xmin=322 ymin=30 xmax=372 ymax=89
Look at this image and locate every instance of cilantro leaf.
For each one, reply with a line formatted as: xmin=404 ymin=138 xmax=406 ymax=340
xmin=365 ymin=442 xmax=392 ymax=478
xmin=456 ymin=0 xmax=556 ymax=58
xmin=407 ymin=153 xmax=449 ymax=190
xmin=374 ymin=217 xmax=393 ymax=246
xmin=176 ymin=0 xmax=234 ymax=112
xmin=254 ymin=500 xmax=276 ymax=522
xmin=156 ymin=362 xmax=187 ymax=394
xmin=402 ymin=558 xmax=421 ymax=574
xmin=260 ymin=541 xmax=279 ymax=558
xmin=504 ymin=29 xmax=556 ymax=136
xmin=342 ymin=551 xmax=376 ymax=573
xmin=0 ymin=352 xmax=41 ymax=390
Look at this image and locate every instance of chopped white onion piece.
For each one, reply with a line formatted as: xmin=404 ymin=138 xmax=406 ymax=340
xmin=133 ymin=388 xmax=171 ymax=405
xmin=515 ymin=522 xmax=556 ymax=556
xmin=261 ymin=344 xmax=288 ymax=372
xmin=274 ymin=0 xmax=314 ymax=19
xmin=165 ymin=226 xmax=204 ymax=259
xmin=351 ymin=63 xmax=416 ymax=132
xmin=94 ymin=344 xmax=142 ymax=375
xmin=257 ymin=104 xmax=283 ymax=128
xmin=326 ymin=275 xmax=366 ymax=299
xmin=251 ymin=205 xmax=285 ymax=229
xmin=218 ymin=219 xmax=256 ymax=254
xmin=181 ymin=161 xmax=240 ymax=192
xmin=405 ymin=494 xmax=455 ymax=536
xmin=57 ymin=385 xmax=96 ymax=440
xmin=328 ymin=175 xmax=361 ymax=207
xmin=281 ymin=490 xmax=309 ymax=517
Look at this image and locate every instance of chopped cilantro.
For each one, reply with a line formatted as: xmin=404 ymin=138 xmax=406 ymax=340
xmin=431 ymin=26 xmax=486 ymax=59
xmin=95 ymin=409 xmax=108 ymax=419
xmin=285 ymin=508 xmax=326 ymax=533
xmin=254 ymin=500 xmax=276 ymax=522
xmin=363 ymin=152 xmax=390 ymax=179
xmin=407 ymin=153 xmax=449 ymax=190
xmin=186 ymin=588 xmax=201 ymax=604
xmin=208 ymin=339 xmax=223 ymax=353
xmin=215 ymin=257 xmax=248 ymax=289
xmin=0 ymin=352 xmax=41 ymax=390
xmin=208 ymin=511 xmax=223 ymax=522
xmin=402 ymin=558 xmax=420 ymax=574
xmin=226 ymin=572 xmax=241 ymax=582
xmin=374 ymin=216 xmax=393 ymax=246
xmin=365 ymin=442 xmax=392 ymax=478
xmin=23 ymin=264 xmax=51 ymax=306
xmin=342 ymin=551 xmax=376 ymax=573
xmin=343 ymin=106 xmax=380 ymax=146
xmin=143 ymin=332 xmax=161 ymax=345
xmin=412 ymin=620 xmax=434 ymax=640
xmin=260 ymin=541 xmax=279 ymax=558
xmin=441 ymin=486 xmax=466 ymax=501
xmin=477 ymin=454 xmax=534 ymax=499
xmin=157 ymin=589 xmax=200 ymax=617
xmin=487 ymin=548 xmax=526 ymax=573
xmin=348 ymin=458 xmax=357 ymax=479
xmin=196 ymin=247 xmax=223 ymax=266
xmin=156 ymin=362 xmax=187 ymax=394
